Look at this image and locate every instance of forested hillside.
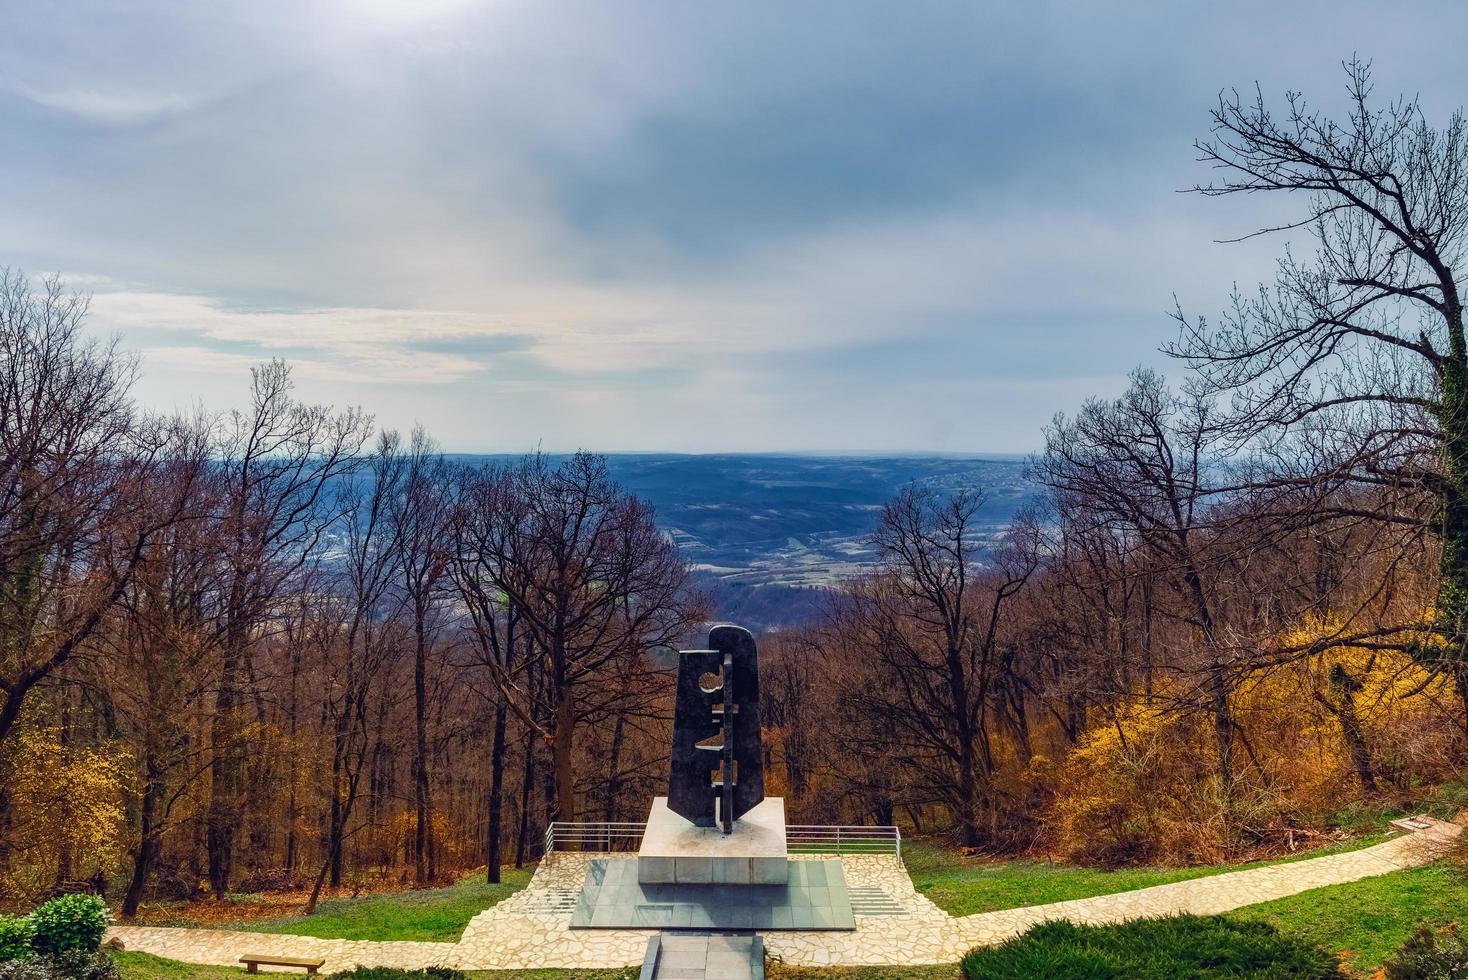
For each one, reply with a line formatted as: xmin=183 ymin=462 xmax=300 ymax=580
xmin=3 ymin=62 xmax=1468 ymax=934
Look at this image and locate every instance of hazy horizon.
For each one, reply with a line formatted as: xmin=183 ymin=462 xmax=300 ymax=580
xmin=435 ymin=449 xmax=1033 ymax=459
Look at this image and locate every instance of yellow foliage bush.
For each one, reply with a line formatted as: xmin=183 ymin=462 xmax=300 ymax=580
xmin=1 ymin=728 xmax=129 ymax=903
xmin=1048 ymin=632 xmax=1456 ymax=867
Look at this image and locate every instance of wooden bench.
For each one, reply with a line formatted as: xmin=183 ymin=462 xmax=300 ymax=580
xmin=238 ymin=953 xmax=325 ymax=974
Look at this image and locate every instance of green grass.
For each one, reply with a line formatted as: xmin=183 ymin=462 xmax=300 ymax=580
xmin=902 ymin=835 xmax=1391 ymax=917
xmin=1230 ymin=861 xmax=1468 ymax=975
xmin=235 ymin=869 xmax=533 ymax=942
xmin=116 ymin=952 xmax=253 ymax=979
xmin=961 ymin=916 xmax=1338 ymax=979
xmin=114 ymin=952 xmax=635 ymax=979
xmin=113 ymin=952 xmax=946 ymax=980
xmin=768 ymin=965 xmax=960 ymax=979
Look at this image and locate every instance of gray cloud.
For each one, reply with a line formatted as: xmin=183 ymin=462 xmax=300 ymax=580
xmin=3 ymin=0 xmax=1466 ymax=451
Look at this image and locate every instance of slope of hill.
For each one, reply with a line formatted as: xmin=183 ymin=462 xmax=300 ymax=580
xmin=453 ymin=453 xmax=1037 ymax=630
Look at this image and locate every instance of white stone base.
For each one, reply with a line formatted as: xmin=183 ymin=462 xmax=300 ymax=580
xmin=637 ymin=796 xmax=788 ymax=884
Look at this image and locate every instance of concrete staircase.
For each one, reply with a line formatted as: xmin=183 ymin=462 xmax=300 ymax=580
xmin=640 ymin=932 xmax=764 ymax=980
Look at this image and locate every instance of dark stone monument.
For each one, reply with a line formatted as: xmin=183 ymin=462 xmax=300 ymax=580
xmin=569 ymin=622 xmax=856 ymax=930
xmin=667 ymin=624 xmax=765 ymax=832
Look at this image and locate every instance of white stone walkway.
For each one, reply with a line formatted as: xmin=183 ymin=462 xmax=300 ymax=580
xmin=107 ymin=816 xmax=1462 ymax=972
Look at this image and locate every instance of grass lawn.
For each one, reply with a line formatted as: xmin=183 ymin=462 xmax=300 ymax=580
xmin=961 ymin=916 xmax=1338 ymax=979
xmin=114 ymin=952 xmax=637 ymax=979
xmin=1230 ymin=861 xmax=1468 ymax=976
xmin=902 ymin=834 xmax=1391 ymax=917
xmin=113 ymin=951 xmax=950 ymax=980
xmin=134 ymin=868 xmax=534 ymax=943
xmin=116 ymin=952 xmax=247 ymax=979
xmin=767 ymin=964 xmax=960 ymax=979
xmin=250 ymin=870 xmax=535 ymax=941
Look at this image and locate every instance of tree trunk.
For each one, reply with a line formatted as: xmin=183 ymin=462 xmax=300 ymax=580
xmin=601 ymin=712 xmax=626 ymax=823
xmin=945 ymin=645 xmax=980 ymax=848
xmin=1315 ymin=673 xmax=1379 ymax=796
xmin=552 ymin=694 xmax=576 ymax=823
xmin=1209 ymin=661 xmax=1235 ymax=800
xmin=207 ymin=646 xmax=241 ymax=898
xmin=1338 ymin=699 xmax=1379 ymax=796
xmin=1436 ymin=312 xmax=1468 ymax=741
xmin=486 ymin=698 xmax=508 ymax=883
xmin=285 ymin=641 xmax=301 ymax=875
xmin=955 ymin=746 xmax=979 ymax=848
xmin=123 ymin=753 xmax=163 ymax=917
xmin=514 ymin=730 xmax=535 ymax=868
xmin=414 ymin=619 xmax=431 ymax=886
xmin=327 ymin=700 xmax=350 ymax=890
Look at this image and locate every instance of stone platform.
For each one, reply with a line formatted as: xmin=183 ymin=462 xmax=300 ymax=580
xmin=637 ymin=796 xmax=787 ymax=885
xmin=573 ymin=856 xmax=855 ymax=930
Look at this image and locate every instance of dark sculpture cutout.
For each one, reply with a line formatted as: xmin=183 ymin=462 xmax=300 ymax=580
xmin=667 ymin=624 xmax=764 ymax=832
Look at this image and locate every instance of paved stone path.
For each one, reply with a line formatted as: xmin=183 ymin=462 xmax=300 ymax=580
xmin=107 ymin=816 xmax=1462 ymax=972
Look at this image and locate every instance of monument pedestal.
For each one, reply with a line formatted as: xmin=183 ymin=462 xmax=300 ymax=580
xmin=637 ymin=796 xmax=788 ymax=885
xmin=569 ymin=628 xmax=853 ymax=931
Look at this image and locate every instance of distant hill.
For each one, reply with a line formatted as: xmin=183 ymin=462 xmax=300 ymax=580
xmin=451 ymin=453 xmax=1038 ymax=631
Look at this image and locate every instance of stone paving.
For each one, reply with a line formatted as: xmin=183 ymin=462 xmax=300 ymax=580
xmin=106 ymin=816 xmax=1463 ymax=972
xmin=649 ymin=933 xmax=763 ymax=980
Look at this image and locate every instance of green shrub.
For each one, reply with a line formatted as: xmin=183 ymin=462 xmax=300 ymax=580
xmin=27 ymin=894 xmax=108 ymax=956
xmin=0 ymin=950 xmax=119 ymax=980
xmin=0 ymin=917 xmax=32 ymax=963
xmin=961 ymin=915 xmax=1340 ymax=979
xmin=1383 ymin=925 xmax=1468 ymax=979
xmin=325 ymin=969 xmax=466 ymax=980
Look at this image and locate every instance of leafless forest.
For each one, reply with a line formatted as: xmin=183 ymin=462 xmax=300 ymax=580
xmin=4 ymin=62 xmax=1468 ymax=916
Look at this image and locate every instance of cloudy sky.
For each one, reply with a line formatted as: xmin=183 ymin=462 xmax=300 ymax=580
xmin=3 ymin=1 xmax=1465 ymax=452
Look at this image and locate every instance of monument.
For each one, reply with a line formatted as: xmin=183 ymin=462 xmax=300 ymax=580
xmin=571 ymin=625 xmax=854 ymax=931
xmin=667 ymin=624 xmax=763 ymax=831
xmin=639 ymin=625 xmax=785 ymax=885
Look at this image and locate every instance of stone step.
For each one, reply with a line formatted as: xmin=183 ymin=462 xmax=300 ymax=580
xmin=640 ymin=932 xmax=764 ymax=980
xmin=847 ymin=886 xmax=908 ymax=915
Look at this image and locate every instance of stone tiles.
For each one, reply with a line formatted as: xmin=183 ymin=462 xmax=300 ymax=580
xmin=642 ymin=933 xmax=764 ymax=980
xmin=573 ymin=857 xmax=854 ymax=931
xmin=639 ymin=797 xmax=787 ymax=885
xmin=106 ymin=816 xmax=1463 ymax=973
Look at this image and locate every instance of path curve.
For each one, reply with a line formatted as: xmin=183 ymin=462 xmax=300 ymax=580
xmin=107 ymin=816 xmax=1462 ymax=971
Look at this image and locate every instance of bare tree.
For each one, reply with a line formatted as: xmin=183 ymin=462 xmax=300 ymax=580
xmin=206 ymin=361 xmax=371 ymax=897
xmin=1170 ymin=59 xmax=1468 ymax=708
xmin=841 ymin=485 xmax=1038 ymax=846
xmin=0 ymin=270 xmax=185 ymax=745
xmin=451 ymin=452 xmax=697 ymax=823
xmin=450 ymin=460 xmax=536 ymax=880
xmin=306 ymin=431 xmax=402 ymax=911
xmin=105 ymin=419 xmax=218 ymax=916
xmin=388 ymin=427 xmax=453 ymax=885
xmin=1034 ymin=370 xmax=1255 ymax=796
xmin=0 ymin=271 xmax=201 ymax=876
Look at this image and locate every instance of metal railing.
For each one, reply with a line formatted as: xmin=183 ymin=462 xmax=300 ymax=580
xmin=786 ymin=824 xmax=901 ymax=857
xmin=541 ymin=820 xmax=901 ymax=858
xmin=542 ymin=821 xmax=647 ymax=856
